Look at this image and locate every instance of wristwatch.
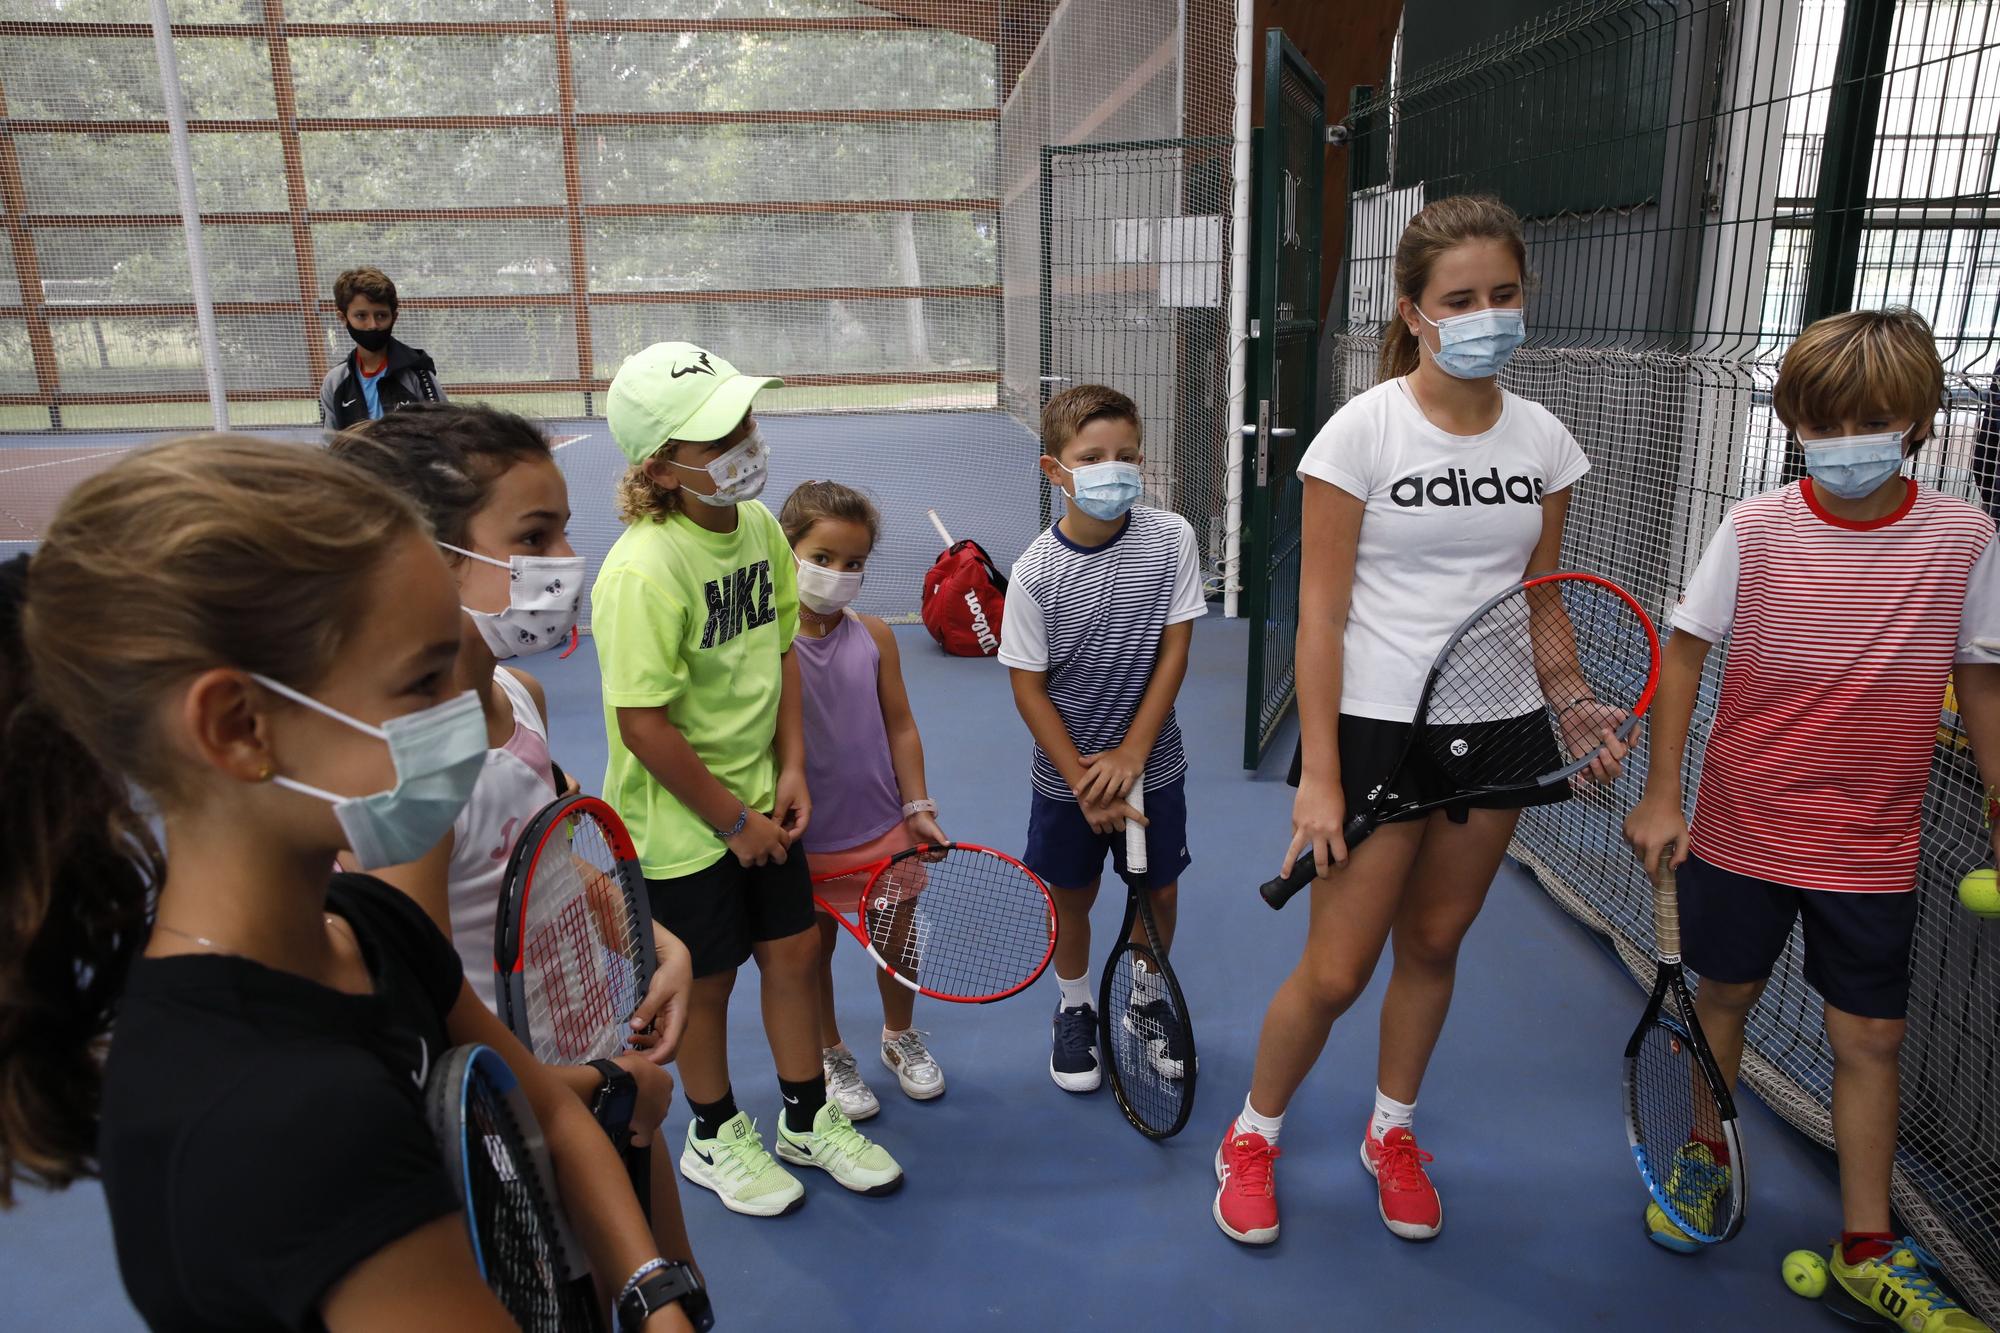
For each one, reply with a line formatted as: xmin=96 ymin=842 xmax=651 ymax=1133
xmin=587 ymin=1058 xmax=637 ymax=1139
xmin=616 ymin=1260 xmax=713 ymax=1332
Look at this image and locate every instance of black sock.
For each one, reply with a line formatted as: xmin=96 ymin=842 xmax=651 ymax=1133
xmin=779 ymin=1075 xmax=827 ymax=1133
xmin=688 ymin=1088 xmax=738 ymax=1140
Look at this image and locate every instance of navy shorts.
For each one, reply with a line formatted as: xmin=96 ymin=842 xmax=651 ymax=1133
xmin=647 ymin=850 xmax=816 ymax=979
xmin=1678 ymin=854 xmax=1921 ymax=1020
xmin=1288 ymin=712 xmax=1572 ymax=820
xmin=1024 ymin=778 xmax=1190 ymax=892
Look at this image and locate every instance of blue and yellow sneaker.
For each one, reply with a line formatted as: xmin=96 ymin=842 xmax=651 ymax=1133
xmin=1825 ymin=1239 xmax=1991 ymax=1331
xmin=1642 ymin=1141 xmax=1731 ymax=1253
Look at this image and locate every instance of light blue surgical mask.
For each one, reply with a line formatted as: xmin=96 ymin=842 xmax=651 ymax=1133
xmin=256 ymin=675 xmax=488 ymax=870
xmin=1057 ymin=460 xmax=1144 ymax=521
xmin=1801 ymin=430 xmax=1907 ymax=500
xmin=1417 ymin=305 xmax=1526 ymax=380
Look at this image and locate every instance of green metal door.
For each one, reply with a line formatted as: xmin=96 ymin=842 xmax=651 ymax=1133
xmin=1242 ymin=31 xmax=1326 ymax=768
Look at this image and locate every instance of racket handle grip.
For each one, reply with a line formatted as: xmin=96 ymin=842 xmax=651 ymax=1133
xmin=1125 ymin=784 xmax=1147 ymax=875
xmin=1261 ymin=813 xmax=1371 ymax=910
xmin=927 ymin=508 xmax=954 ymax=548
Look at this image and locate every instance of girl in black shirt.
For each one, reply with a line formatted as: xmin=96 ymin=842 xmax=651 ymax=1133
xmin=0 ymin=436 xmax=695 ymax=1332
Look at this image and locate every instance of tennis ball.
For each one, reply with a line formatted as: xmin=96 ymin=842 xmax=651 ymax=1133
xmin=1782 ymin=1249 xmax=1828 ymax=1299
xmin=1960 ymin=868 xmax=2000 ymax=919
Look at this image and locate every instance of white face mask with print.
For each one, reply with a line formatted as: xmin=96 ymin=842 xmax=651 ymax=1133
xmin=440 ymin=543 xmax=585 ymax=659
xmin=795 ymin=557 xmax=864 ymax=614
xmin=672 ymin=427 xmax=769 ymax=507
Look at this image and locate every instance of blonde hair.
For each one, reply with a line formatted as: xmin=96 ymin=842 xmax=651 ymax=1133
xmin=617 ymin=444 xmax=682 ymax=525
xmin=1041 ymin=383 xmax=1143 ymax=458
xmin=0 ymin=435 xmax=424 ymax=1204
xmin=1773 ymin=308 xmax=1944 ymax=442
xmin=779 ymin=480 xmax=881 ymax=548
xmin=1380 ymin=195 xmax=1529 ymax=382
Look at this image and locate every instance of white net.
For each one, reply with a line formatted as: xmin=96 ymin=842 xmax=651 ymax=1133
xmin=0 ymin=0 xmax=1246 ymax=624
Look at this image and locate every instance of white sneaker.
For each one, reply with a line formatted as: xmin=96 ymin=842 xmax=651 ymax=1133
xmin=821 ymin=1045 xmax=880 ymax=1121
xmin=880 ymin=1029 xmax=946 ymax=1100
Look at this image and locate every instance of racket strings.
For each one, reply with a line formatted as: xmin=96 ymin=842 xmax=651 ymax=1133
xmin=1425 ymin=578 xmax=1653 ymax=790
xmin=1629 ymin=1021 xmax=1741 ymax=1242
xmin=463 ymin=1076 xmax=594 ymax=1331
xmin=1104 ymin=944 xmax=1193 ymax=1135
xmin=521 ymin=812 xmax=648 ymax=1065
xmin=857 ymin=847 xmax=1053 ymax=1001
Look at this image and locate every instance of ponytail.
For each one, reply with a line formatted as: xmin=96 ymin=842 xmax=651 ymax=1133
xmin=1379 ymin=317 xmax=1422 ymax=382
xmin=1377 ymin=194 xmax=1528 ymax=385
xmin=0 ymin=553 xmax=160 ymax=1207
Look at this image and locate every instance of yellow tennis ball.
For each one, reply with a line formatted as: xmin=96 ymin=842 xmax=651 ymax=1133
xmin=1960 ymin=868 xmax=2000 ymax=918
xmin=1782 ymin=1249 xmax=1828 ymax=1299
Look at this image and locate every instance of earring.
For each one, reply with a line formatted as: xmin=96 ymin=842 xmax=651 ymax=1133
xmin=257 ymin=762 xmax=275 ymax=782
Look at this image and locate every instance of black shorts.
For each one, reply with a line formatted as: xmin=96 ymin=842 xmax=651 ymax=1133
xmin=1288 ymin=711 xmax=1571 ymax=821
xmin=1678 ymin=854 xmax=1921 ymax=1020
xmin=647 ymin=851 xmax=816 ymax=979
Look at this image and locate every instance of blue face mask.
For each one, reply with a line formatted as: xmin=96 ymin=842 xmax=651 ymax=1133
xmin=1058 ymin=460 xmax=1144 ymax=521
xmin=1417 ymin=305 xmax=1526 ymax=380
xmin=256 ymin=675 xmax=488 ymax=870
xmin=1802 ymin=430 xmax=1907 ymax=500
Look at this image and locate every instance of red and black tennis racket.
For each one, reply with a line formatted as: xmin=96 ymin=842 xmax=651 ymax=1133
xmin=495 ymin=795 xmax=656 ymax=1211
xmin=1264 ymin=571 xmax=1661 ymax=907
xmin=810 ymin=842 xmax=1056 ymax=1003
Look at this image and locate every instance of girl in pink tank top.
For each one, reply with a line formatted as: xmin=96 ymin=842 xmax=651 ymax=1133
xmin=781 ymin=482 xmax=950 ymax=1118
xmin=329 ymin=406 xmax=702 ymax=1275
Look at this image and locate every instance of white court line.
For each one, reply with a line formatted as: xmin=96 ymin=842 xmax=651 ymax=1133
xmin=550 ymin=434 xmax=586 ymax=451
xmin=0 ymin=448 xmax=130 ymax=476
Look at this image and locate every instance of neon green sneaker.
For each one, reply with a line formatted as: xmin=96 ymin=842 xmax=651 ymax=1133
xmin=679 ymin=1112 xmax=804 ymax=1217
xmin=1642 ymin=1142 xmax=1731 ymax=1253
xmin=775 ymin=1101 xmax=904 ymax=1196
xmin=1827 ymin=1239 xmax=1991 ymax=1331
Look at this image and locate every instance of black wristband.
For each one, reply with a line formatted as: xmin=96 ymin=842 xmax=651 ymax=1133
xmin=617 ymin=1261 xmax=712 ymax=1332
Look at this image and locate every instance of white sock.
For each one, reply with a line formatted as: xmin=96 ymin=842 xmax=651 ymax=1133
xmin=881 ymin=1026 xmax=909 ymax=1043
xmin=1056 ymin=971 xmax=1092 ymax=1010
xmin=1234 ymin=1094 xmax=1285 ymax=1146
xmin=1370 ymin=1087 xmax=1416 ymax=1142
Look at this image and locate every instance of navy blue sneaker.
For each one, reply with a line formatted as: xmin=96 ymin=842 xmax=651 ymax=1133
xmin=1051 ymin=1002 xmax=1101 ymax=1093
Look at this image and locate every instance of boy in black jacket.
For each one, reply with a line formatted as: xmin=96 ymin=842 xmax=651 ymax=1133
xmin=319 ymin=266 xmax=445 ymax=429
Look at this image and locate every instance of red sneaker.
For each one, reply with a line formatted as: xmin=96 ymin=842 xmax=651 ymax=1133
xmin=1361 ymin=1126 xmax=1442 ymax=1240
xmin=1213 ymin=1128 xmax=1281 ymax=1245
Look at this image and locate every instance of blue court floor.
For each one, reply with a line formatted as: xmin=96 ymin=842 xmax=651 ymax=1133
xmin=0 ymin=617 xmax=1852 ymax=1330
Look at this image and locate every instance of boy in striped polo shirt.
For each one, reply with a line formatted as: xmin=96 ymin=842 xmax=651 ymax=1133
xmin=1626 ymin=309 xmax=2000 ymax=1331
xmin=999 ymin=384 xmax=1207 ymax=1094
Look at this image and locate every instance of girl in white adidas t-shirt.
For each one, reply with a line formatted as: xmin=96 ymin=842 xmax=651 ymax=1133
xmin=1214 ymin=196 xmax=1620 ymax=1248
xmin=332 ymin=404 xmax=700 ymax=1272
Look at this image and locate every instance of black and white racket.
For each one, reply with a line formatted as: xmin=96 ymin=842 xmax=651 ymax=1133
xmin=1264 ymin=571 xmax=1660 ymax=907
xmin=495 ymin=794 xmax=656 ymax=1212
xmin=1100 ymin=785 xmax=1196 ymax=1139
xmin=425 ymin=1043 xmax=603 ymax=1332
xmin=1624 ymin=853 xmax=1745 ymax=1245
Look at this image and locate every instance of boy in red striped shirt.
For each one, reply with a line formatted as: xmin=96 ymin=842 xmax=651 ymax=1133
xmin=1626 ymin=309 xmax=2000 ymax=1331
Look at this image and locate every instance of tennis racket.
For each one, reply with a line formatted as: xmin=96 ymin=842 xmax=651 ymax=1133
xmin=1263 ymin=570 xmax=1660 ymax=908
xmin=425 ymin=1043 xmax=603 ymax=1332
xmin=1100 ymin=785 xmax=1197 ymax=1139
xmin=1623 ymin=853 xmax=1745 ymax=1245
xmin=811 ymin=842 xmax=1056 ymax=1003
xmin=495 ymin=794 xmax=656 ymax=1212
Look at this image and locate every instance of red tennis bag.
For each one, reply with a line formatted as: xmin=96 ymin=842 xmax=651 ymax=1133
xmin=921 ymin=538 xmax=1008 ymax=657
